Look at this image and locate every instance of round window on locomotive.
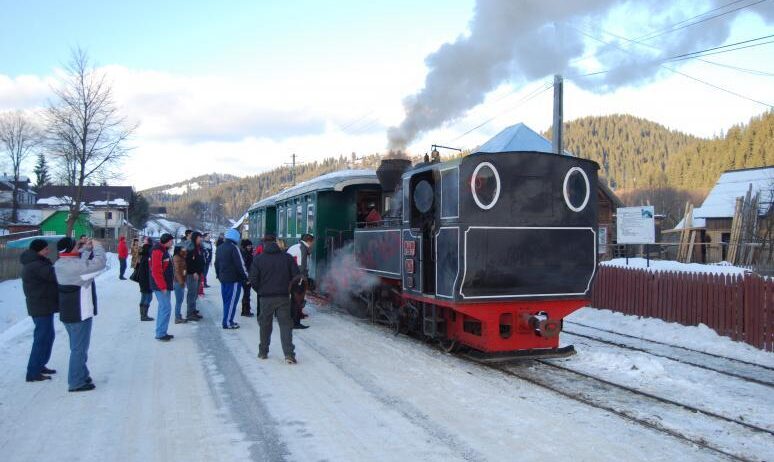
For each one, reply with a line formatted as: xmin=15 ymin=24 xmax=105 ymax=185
xmin=413 ymin=180 xmax=434 ymax=213
xmin=563 ymin=166 xmax=590 ymax=212
xmin=471 ymin=162 xmax=500 ymax=210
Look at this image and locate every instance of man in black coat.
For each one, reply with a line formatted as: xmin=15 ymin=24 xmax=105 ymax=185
xmin=249 ymin=234 xmax=300 ymax=364
xmin=20 ymin=239 xmax=58 ymax=382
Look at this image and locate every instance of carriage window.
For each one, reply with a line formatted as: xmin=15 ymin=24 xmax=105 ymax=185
xmin=307 ymin=203 xmax=315 ymax=234
xmin=441 ymin=168 xmax=459 ymax=218
xmin=287 ymin=202 xmax=295 ymax=237
xmin=471 ymin=162 xmax=500 ymax=210
xmin=563 ymin=167 xmax=590 ymax=213
xmin=278 ymin=208 xmax=285 ymax=237
xmin=296 ymin=203 xmax=303 ymax=237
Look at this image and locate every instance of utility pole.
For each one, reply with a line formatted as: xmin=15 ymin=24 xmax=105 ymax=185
xmin=285 ymin=153 xmax=303 ymax=186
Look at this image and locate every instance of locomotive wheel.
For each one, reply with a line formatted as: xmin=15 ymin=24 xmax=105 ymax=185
xmin=439 ymin=339 xmax=461 ymax=354
xmin=345 ymin=294 xmax=370 ymax=319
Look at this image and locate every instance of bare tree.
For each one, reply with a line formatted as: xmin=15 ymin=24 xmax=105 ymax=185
xmin=0 ymin=110 xmax=41 ymax=222
xmin=46 ymin=47 xmax=136 ymax=236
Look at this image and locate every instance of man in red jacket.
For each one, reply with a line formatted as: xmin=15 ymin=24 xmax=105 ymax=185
xmin=117 ymin=236 xmax=129 ymax=280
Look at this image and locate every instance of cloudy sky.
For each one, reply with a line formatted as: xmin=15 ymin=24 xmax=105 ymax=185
xmin=1 ymin=0 xmax=772 ymax=189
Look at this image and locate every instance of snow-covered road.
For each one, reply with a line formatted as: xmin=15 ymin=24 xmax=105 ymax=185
xmin=0 ymin=258 xmax=771 ymax=461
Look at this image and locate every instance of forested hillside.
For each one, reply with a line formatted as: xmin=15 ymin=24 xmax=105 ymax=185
xmin=144 ymin=111 xmax=773 ymax=228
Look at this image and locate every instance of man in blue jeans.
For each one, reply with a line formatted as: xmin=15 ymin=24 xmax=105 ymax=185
xmin=150 ymin=233 xmax=175 ymax=341
xmin=54 ymin=237 xmax=106 ymax=392
xmin=20 ymin=239 xmax=59 ymax=382
xmin=215 ymin=229 xmax=248 ymax=329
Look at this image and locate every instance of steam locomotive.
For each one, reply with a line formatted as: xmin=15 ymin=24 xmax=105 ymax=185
xmin=246 ymin=148 xmax=599 ymax=360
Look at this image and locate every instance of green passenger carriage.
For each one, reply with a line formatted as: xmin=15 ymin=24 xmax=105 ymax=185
xmin=246 ymin=170 xmax=380 ymax=280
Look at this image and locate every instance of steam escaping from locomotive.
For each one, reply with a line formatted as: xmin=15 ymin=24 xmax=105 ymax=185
xmin=319 ymin=244 xmax=379 ymax=309
xmin=386 ymin=0 xmax=774 ymax=150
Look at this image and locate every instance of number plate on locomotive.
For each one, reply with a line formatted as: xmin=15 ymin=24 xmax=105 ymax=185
xmin=403 ymin=240 xmax=416 ymax=256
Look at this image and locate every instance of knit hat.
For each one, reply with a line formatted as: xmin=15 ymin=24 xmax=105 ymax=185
xmin=225 ymin=229 xmax=240 ymax=243
xmin=160 ymin=233 xmax=174 ymax=244
xmin=57 ymin=237 xmax=76 ymax=254
xmin=29 ymin=239 xmax=48 ymax=252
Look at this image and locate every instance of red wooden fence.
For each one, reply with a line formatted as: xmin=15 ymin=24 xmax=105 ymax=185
xmin=591 ymin=266 xmax=774 ymax=352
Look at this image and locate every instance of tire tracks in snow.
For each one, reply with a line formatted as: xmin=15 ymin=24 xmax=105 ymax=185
xmin=297 ymin=334 xmax=486 ymax=462
xmin=195 ymin=316 xmax=290 ymax=462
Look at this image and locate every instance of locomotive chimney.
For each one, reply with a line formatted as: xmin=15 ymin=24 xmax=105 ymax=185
xmin=552 ymin=74 xmax=563 ymax=155
xmin=376 ymin=158 xmax=412 ymax=193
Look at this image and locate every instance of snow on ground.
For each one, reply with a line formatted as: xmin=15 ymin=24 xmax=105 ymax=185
xmin=1 ymin=260 xmax=771 ymax=461
xmin=568 ymin=307 xmax=774 ymax=367
xmin=601 ymin=258 xmax=750 ymax=275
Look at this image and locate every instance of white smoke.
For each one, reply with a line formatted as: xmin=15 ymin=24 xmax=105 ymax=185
xmin=387 ymin=0 xmax=774 ymax=150
xmin=318 ymin=244 xmax=379 ymax=309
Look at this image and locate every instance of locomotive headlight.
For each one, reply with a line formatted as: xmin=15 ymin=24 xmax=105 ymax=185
xmin=563 ymin=166 xmax=590 ymax=212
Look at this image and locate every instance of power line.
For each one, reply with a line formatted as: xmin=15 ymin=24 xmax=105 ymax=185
xmin=568 ymin=28 xmax=773 ymax=108
xmin=664 ymin=34 xmax=774 ymax=61
xmin=636 ymin=0 xmax=769 ymax=42
xmin=580 ymin=23 xmax=774 ymax=76
xmin=451 ymin=82 xmax=554 ymax=142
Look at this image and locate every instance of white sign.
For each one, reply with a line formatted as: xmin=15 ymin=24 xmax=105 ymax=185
xmin=598 ymin=227 xmax=608 ymax=254
xmin=616 ymin=206 xmax=655 ymax=244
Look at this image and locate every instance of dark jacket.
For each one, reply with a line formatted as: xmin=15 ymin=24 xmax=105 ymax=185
xmin=241 ymin=246 xmax=253 ymax=278
xmin=150 ymin=242 xmax=173 ymax=291
xmin=249 ymin=242 xmax=300 ymax=297
xmin=185 ymin=244 xmax=205 ymax=275
xmin=20 ymin=250 xmax=59 ymax=317
xmin=136 ymin=244 xmax=152 ymax=293
xmin=215 ymin=239 xmax=248 ymax=283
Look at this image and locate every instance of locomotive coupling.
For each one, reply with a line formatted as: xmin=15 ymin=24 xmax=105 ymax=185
xmin=527 ymin=312 xmax=561 ymax=338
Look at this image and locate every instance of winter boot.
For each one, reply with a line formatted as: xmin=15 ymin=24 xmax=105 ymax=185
xmin=140 ymin=304 xmax=154 ymax=322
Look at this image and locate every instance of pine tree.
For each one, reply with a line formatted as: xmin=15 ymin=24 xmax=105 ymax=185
xmin=32 ymin=152 xmax=50 ymax=193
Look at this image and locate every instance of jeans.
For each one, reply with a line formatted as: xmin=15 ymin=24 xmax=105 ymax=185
xmin=63 ymin=318 xmax=92 ymax=390
xmin=154 ymin=290 xmax=172 ymax=338
xmin=119 ymin=258 xmax=127 ymax=278
xmin=220 ymin=282 xmax=241 ymax=328
xmin=173 ymin=282 xmax=185 ymax=319
xmin=258 ymin=296 xmax=294 ymax=357
xmin=185 ymin=274 xmax=199 ymax=316
xmin=27 ymin=314 xmax=55 ymax=379
xmin=139 ymin=291 xmax=152 ymax=306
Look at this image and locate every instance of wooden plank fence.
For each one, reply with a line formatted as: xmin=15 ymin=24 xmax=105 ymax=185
xmin=591 ymin=265 xmax=774 ymax=352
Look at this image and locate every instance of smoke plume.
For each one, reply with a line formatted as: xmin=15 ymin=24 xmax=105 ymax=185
xmin=387 ymin=0 xmax=774 ymax=150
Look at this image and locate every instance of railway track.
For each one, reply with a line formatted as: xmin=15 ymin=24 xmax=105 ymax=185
xmin=493 ymin=360 xmax=773 ymax=462
xmin=314 ymin=299 xmax=774 ymax=461
xmin=563 ymin=321 xmax=774 ymax=387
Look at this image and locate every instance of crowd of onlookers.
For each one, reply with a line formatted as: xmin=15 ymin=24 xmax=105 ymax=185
xmin=19 ymin=228 xmax=316 ymax=392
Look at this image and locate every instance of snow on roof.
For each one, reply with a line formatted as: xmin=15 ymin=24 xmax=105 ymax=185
xmin=673 ymin=215 xmax=706 ymax=230
xmin=476 ymin=123 xmax=571 ymax=155
xmin=89 ymin=198 xmax=129 ymax=207
xmin=37 ymin=196 xmax=71 ymax=206
xmin=264 ymin=169 xmax=379 ymax=206
xmin=0 ymin=208 xmax=43 ymax=225
xmin=142 ymin=216 xmax=185 ymax=237
xmin=231 ymin=212 xmax=249 ymax=229
xmin=693 ymin=167 xmax=774 ymax=219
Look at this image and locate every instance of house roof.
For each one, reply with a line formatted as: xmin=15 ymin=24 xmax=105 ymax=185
xmin=38 ymin=185 xmax=133 ymax=203
xmin=693 ymin=166 xmax=774 ymax=219
xmin=476 ymin=123 xmax=571 ymax=155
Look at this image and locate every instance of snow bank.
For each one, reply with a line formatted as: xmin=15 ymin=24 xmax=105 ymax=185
xmin=601 ymin=257 xmax=750 ymax=276
xmin=568 ymin=307 xmax=774 ymax=367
